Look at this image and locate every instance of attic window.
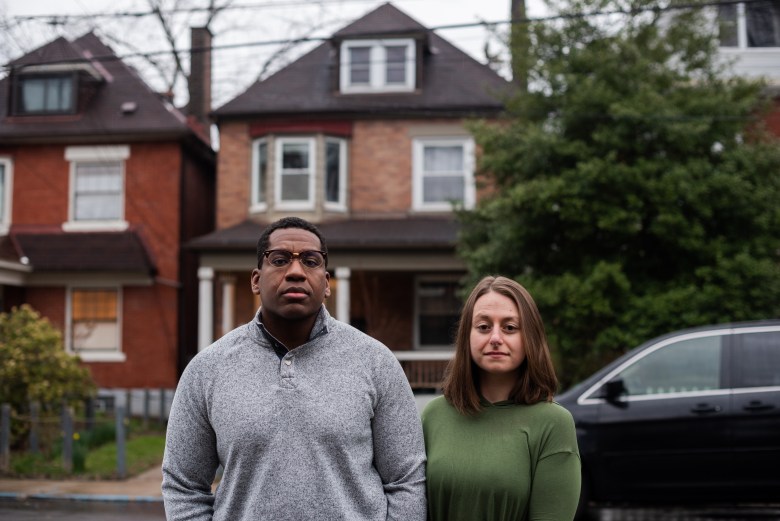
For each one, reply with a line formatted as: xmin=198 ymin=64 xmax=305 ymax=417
xmin=340 ymin=39 xmax=416 ymax=93
xmin=13 ymin=73 xmax=76 ymax=115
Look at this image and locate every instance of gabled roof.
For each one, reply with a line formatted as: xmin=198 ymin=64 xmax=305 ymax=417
xmin=332 ymin=2 xmax=427 ymax=38
xmin=213 ymin=3 xmax=513 ymax=119
xmin=0 ymin=32 xmax=203 ymax=144
xmin=12 ymin=230 xmax=157 ymax=274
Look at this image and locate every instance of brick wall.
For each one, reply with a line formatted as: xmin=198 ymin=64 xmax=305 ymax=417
xmin=216 ymin=121 xmax=251 ymax=229
xmin=8 ymin=142 xmax=187 ymax=388
xmin=351 ymin=121 xmax=413 ymax=213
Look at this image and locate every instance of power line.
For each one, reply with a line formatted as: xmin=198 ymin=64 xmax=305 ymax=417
xmin=1 ymin=0 xmax=762 ymax=72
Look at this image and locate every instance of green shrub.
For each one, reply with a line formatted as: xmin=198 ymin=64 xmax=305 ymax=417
xmin=0 ymin=305 xmax=96 ymax=446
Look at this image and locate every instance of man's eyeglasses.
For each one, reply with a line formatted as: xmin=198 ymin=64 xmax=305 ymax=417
xmin=263 ymin=249 xmax=328 ymax=269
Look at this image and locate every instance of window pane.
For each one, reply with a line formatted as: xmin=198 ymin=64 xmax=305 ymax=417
xmin=74 ymin=162 xmax=122 ymax=220
xmin=734 ymin=332 xmax=780 ymax=387
xmin=423 ymin=176 xmax=464 ymax=203
xmin=22 ymin=79 xmax=46 ymax=112
xmin=418 ymin=281 xmax=461 ymax=347
xmin=72 ymin=289 xmax=118 ymax=352
xmin=424 ymin=146 xmax=464 ymax=172
xmin=619 ymin=336 xmax=723 ymax=396
xmin=746 ymin=1 xmax=780 ymax=47
xmin=282 ymin=143 xmax=309 ymax=169
xmin=349 ymin=47 xmax=371 ymax=84
xmin=326 ymin=141 xmax=341 ymax=203
xmin=281 ymin=173 xmax=309 ymax=201
xmin=717 ymin=4 xmax=739 ymax=47
xmin=385 ymin=45 xmax=407 ymax=84
xmin=256 ymin=141 xmax=267 ymax=202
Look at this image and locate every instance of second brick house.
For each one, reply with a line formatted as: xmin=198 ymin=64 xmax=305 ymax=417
xmin=189 ymin=3 xmax=512 ymax=386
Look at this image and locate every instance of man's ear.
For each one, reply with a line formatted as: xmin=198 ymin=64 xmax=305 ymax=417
xmin=251 ymin=269 xmax=262 ymax=295
xmin=324 ymin=271 xmax=331 ymax=298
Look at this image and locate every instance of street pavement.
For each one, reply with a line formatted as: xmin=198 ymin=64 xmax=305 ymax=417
xmin=0 ymin=464 xmax=163 ymax=503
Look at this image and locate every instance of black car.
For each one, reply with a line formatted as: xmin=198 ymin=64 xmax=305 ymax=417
xmin=556 ymin=320 xmax=780 ymax=517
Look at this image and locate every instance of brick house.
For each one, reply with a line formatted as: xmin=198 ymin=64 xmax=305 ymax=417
xmin=190 ymin=3 xmax=512 ymax=387
xmin=0 ymin=30 xmax=216 ymax=391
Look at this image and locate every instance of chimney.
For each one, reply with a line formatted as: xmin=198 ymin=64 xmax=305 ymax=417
xmin=189 ymin=26 xmax=212 ymax=143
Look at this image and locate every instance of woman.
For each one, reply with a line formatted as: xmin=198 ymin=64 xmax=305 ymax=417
xmin=422 ymin=276 xmax=581 ymax=521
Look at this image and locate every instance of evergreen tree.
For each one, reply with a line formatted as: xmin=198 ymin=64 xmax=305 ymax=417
xmin=459 ymin=0 xmax=780 ymax=387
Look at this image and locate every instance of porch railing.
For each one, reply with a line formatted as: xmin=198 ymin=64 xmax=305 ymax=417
xmin=393 ymin=350 xmax=454 ymax=390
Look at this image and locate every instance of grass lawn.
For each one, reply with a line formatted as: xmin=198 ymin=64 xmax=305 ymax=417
xmin=7 ymin=420 xmax=166 ymax=480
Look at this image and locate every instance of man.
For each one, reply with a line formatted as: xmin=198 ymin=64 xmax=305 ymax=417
xmin=162 ymin=216 xmax=427 ymax=521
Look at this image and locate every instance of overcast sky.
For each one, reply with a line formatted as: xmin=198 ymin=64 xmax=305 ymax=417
xmin=2 ymin=0 xmax=545 ymax=107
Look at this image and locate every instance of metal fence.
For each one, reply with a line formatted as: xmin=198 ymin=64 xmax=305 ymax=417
xmin=0 ymin=388 xmax=172 ymax=478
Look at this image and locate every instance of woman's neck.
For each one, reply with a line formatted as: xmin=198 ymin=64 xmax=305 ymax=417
xmin=479 ymin=371 xmax=518 ymax=403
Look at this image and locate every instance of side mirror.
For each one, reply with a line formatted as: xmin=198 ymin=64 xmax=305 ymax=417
xmin=602 ymin=377 xmax=627 ymax=402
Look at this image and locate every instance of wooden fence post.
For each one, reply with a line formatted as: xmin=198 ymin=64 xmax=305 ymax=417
xmin=1 ymin=404 xmax=10 ymax=472
xmin=143 ymin=388 xmax=150 ymax=427
xmin=159 ymin=388 xmax=166 ymax=424
xmin=116 ymin=406 xmax=126 ymax=479
xmin=61 ymin=406 xmax=73 ymax=473
xmin=29 ymin=401 xmax=39 ymax=455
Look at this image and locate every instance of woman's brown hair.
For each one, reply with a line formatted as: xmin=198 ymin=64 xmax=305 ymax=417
xmin=442 ymin=276 xmax=558 ymax=415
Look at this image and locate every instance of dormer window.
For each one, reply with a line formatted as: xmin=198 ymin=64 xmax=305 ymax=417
xmin=340 ymin=39 xmax=416 ymax=93
xmin=13 ymin=74 xmax=75 ymax=115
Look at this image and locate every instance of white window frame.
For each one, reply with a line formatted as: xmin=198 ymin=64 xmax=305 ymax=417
xmin=63 ymin=145 xmax=129 ymax=232
xmin=324 ymin=137 xmax=348 ymax=211
xmin=250 ymin=138 xmax=269 ymax=213
xmin=718 ymin=1 xmax=780 ymax=49
xmin=0 ymin=157 xmax=13 ymax=235
xmin=340 ymin=39 xmax=416 ymax=93
xmin=414 ymin=276 xmax=462 ymax=350
xmin=275 ymin=137 xmax=316 ymax=211
xmin=65 ymin=285 xmax=125 ymax=362
xmin=412 ymin=137 xmax=476 ymax=212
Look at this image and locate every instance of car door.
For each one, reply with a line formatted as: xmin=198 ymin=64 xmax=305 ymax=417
xmin=591 ymin=331 xmax=733 ymax=502
xmin=728 ymin=327 xmax=780 ymax=499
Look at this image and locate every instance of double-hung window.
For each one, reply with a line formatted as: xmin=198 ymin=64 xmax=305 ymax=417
xmin=718 ymin=1 xmax=780 ymax=48
xmin=69 ymin=287 xmax=124 ymax=362
xmin=14 ymin=74 xmax=75 ymax=115
xmin=412 ymin=137 xmax=475 ymax=211
xmin=64 ymin=146 xmax=129 ymax=231
xmin=275 ymin=138 xmax=316 ymax=210
xmin=0 ymin=158 xmax=12 ymax=234
xmin=340 ymin=39 xmax=416 ymax=93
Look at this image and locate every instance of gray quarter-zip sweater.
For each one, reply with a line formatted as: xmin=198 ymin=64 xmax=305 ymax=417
xmin=162 ymin=307 xmax=427 ymax=521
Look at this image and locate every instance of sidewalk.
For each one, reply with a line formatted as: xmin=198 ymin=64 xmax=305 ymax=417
xmin=0 ymin=465 xmax=163 ymax=502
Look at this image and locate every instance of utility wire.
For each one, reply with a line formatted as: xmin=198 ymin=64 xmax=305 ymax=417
xmin=0 ymin=0 xmax=763 ymax=71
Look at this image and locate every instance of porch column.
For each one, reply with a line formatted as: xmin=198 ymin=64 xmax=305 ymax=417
xmin=221 ymin=275 xmax=236 ymax=336
xmin=335 ymin=267 xmax=351 ymax=323
xmin=198 ymin=267 xmax=214 ymax=351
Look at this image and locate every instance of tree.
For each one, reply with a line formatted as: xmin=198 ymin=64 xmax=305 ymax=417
xmin=459 ymin=0 xmax=780 ymax=388
xmin=0 ymin=305 xmax=96 ymax=415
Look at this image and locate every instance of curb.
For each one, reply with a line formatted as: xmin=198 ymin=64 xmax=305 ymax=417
xmin=0 ymin=491 xmax=163 ymax=503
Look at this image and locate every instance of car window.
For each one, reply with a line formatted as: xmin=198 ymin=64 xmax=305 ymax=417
xmin=618 ymin=335 xmax=723 ymax=396
xmin=733 ymin=331 xmax=780 ymax=388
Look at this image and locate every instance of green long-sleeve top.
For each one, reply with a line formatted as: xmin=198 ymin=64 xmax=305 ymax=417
xmin=421 ymin=395 xmax=581 ymax=521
